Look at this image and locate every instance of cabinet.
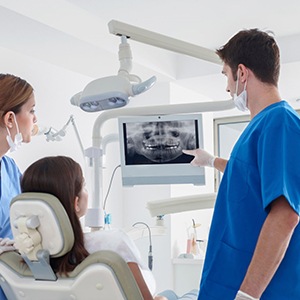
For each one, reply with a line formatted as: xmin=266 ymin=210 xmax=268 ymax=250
xmin=172 ymin=258 xmax=204 ymax=296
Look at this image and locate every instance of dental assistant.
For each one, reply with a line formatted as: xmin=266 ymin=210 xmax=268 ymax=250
xmin=184 ymin=29 xmax=300 ymax=300
xmin=0 ymin=74 xmax=37 ymax=300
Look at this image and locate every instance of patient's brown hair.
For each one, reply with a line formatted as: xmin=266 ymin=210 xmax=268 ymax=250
xmin=21 ymin=156 xmax=89 ymax=275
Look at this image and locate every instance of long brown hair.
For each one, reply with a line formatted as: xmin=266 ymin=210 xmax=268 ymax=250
xmin=0 ymin=74 xmax=34 ymax=126
xmin=21 ymin=156 xmax=89 ymax=275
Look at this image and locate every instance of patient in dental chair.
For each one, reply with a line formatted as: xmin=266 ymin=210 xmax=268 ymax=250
xmin=20 ymin=155 xmax=198 ymax=300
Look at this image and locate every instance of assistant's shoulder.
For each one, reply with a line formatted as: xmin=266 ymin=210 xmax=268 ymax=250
xmin=1 ymin=155 xmax=21 ymax=172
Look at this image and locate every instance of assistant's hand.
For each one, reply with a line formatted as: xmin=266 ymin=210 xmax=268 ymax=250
xmin=182 ymin=148 xmax=216 ymax=168
xmin=235 ymin=290 xmax=259 ymax=300
xmin=0 ymin=237 xmax=15 ymax=254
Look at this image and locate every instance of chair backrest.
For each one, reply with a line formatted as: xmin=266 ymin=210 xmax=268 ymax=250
xmin=0 ymin=192 xmax=143 ymax=300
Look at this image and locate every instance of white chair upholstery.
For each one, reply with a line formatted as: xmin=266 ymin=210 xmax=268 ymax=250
xmin=0 ymin=192 xmax=143 ymax=300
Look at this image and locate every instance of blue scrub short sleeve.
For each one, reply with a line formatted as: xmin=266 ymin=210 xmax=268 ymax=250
xmin=258 ymin=112 xmax=300 ymax=214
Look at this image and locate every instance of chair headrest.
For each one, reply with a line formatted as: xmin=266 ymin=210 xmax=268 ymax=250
xmin=10 ymin=192 xmax=75 ymax=258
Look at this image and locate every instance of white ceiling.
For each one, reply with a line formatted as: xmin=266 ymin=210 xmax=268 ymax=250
xmin=1 ymin=0 xmax=300 ymax=103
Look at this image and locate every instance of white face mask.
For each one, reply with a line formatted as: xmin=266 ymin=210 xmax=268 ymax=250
xmin=233 ymin=70 xmax=248 ymax=112
xmin=6 ymin=113 xmax=23 ymax=152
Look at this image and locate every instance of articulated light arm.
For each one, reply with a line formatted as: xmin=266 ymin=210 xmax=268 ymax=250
xmin=147 ymin=193 xmax=217 ymax=217
xmin=83 ymin=20 xmax=231 ymax=228
xmin=108 ymin=20 xmax=222 ymax=65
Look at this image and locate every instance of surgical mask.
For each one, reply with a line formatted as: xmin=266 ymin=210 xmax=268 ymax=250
xmin=6 ymin=113 xmax=23 ymax=152
xmin=233 ymin=71 xmax=248 ymax=112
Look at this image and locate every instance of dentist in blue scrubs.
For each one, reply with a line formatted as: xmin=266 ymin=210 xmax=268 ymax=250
xmin=0 ymin=74 xmax=37 ymax=299
xmin=184 ymin=29 xmax=300 ymax=300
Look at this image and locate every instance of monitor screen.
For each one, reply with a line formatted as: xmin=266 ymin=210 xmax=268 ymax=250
xmin=118 ymin=113 xmax=205 ymax=186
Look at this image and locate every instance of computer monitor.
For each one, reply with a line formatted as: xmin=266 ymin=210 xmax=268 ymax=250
xmin=118 ymin=113 xmax=205 ymax=186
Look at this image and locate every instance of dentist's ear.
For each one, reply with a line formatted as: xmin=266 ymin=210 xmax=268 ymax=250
xmin=238 ymin=64 xmax=248 ymax=83
xmin=3 ymin=111 xmax=15 ymax=128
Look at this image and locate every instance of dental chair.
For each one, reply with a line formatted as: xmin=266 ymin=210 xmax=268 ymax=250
xmin=0 ymin=192 xmax=143 ymax=300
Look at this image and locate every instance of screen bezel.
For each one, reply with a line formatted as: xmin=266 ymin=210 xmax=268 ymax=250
xmin=118 ymin=113 xmax=205 ymax=186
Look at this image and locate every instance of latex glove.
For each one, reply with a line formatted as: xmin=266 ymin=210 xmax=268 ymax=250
xmin=235 ymin=290 xmax=259 ymax=300
xmin=182 ymin=149 xmax=216 ymax=168
xmin=0 ymin=237 xmax=15 ymax=254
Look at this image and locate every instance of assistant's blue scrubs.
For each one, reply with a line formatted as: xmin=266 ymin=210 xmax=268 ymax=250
xmin=0 ymin=155 xmax=22 ymax=300
xmin=198 ymin=101 xmax=300 ymax=299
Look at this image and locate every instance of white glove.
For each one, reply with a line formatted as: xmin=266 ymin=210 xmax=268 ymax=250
xmin=235 ymin=290 xmax=259 ymax=300
xmin=182 ymin=149 xmax=216 ymax=168
xmin=0 ymin=237 xmax=16 ymax=254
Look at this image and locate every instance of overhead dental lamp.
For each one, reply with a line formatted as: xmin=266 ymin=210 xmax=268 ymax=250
xmin=72 ymin=20 xmax=234 ymax=229
xmin=70 ymin=35 xmax=156 ymax=112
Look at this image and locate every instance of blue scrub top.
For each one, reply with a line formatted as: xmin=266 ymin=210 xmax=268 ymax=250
xmin=0 ymin=155 xmax=21 ymax=239
xmin=198 ymin=101 xmax=300 ymax=300
xmin=0 ymin=155 xmax=21 ymax=300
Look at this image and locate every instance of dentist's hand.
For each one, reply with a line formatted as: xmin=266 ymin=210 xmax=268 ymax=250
xmin=235 ymin=290 xmax=259 ymax=300
xmin=0 ymin=237 xmax=15 ymax=254
xmin=182 ymin=149 xmax=216 ymax=168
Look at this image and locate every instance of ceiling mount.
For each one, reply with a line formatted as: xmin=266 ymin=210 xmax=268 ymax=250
xmin=108 ymin=19 xmax=222 ymax=65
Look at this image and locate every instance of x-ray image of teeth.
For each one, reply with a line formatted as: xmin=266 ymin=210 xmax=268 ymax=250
xmin=125 ymin=120 xmax=197 ymax=164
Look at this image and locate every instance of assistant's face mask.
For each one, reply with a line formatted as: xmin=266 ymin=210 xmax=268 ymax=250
xmin=233 ymin=70 xmax=248 ymax=112
xmin=6 ymin=113 xmax=23 ymax=152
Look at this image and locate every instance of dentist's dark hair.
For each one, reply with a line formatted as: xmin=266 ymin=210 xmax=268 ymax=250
xmin=21 ymin=155 xmax=89 ymax=275
xmin=216 ymin=28 xmax=280 ymax=86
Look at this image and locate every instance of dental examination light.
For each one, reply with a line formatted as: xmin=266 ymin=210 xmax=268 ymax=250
xmin=75 ymin=20 xmax=235 ymax=229
xmin=70 ymin=35 xmax=156 ymax=112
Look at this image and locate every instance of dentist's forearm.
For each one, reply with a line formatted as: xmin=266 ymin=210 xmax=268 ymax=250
xmin=213 ymin=157 xmax=227 ymax=173
xmin=240 ymin=196 xmax=299 ymax=298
